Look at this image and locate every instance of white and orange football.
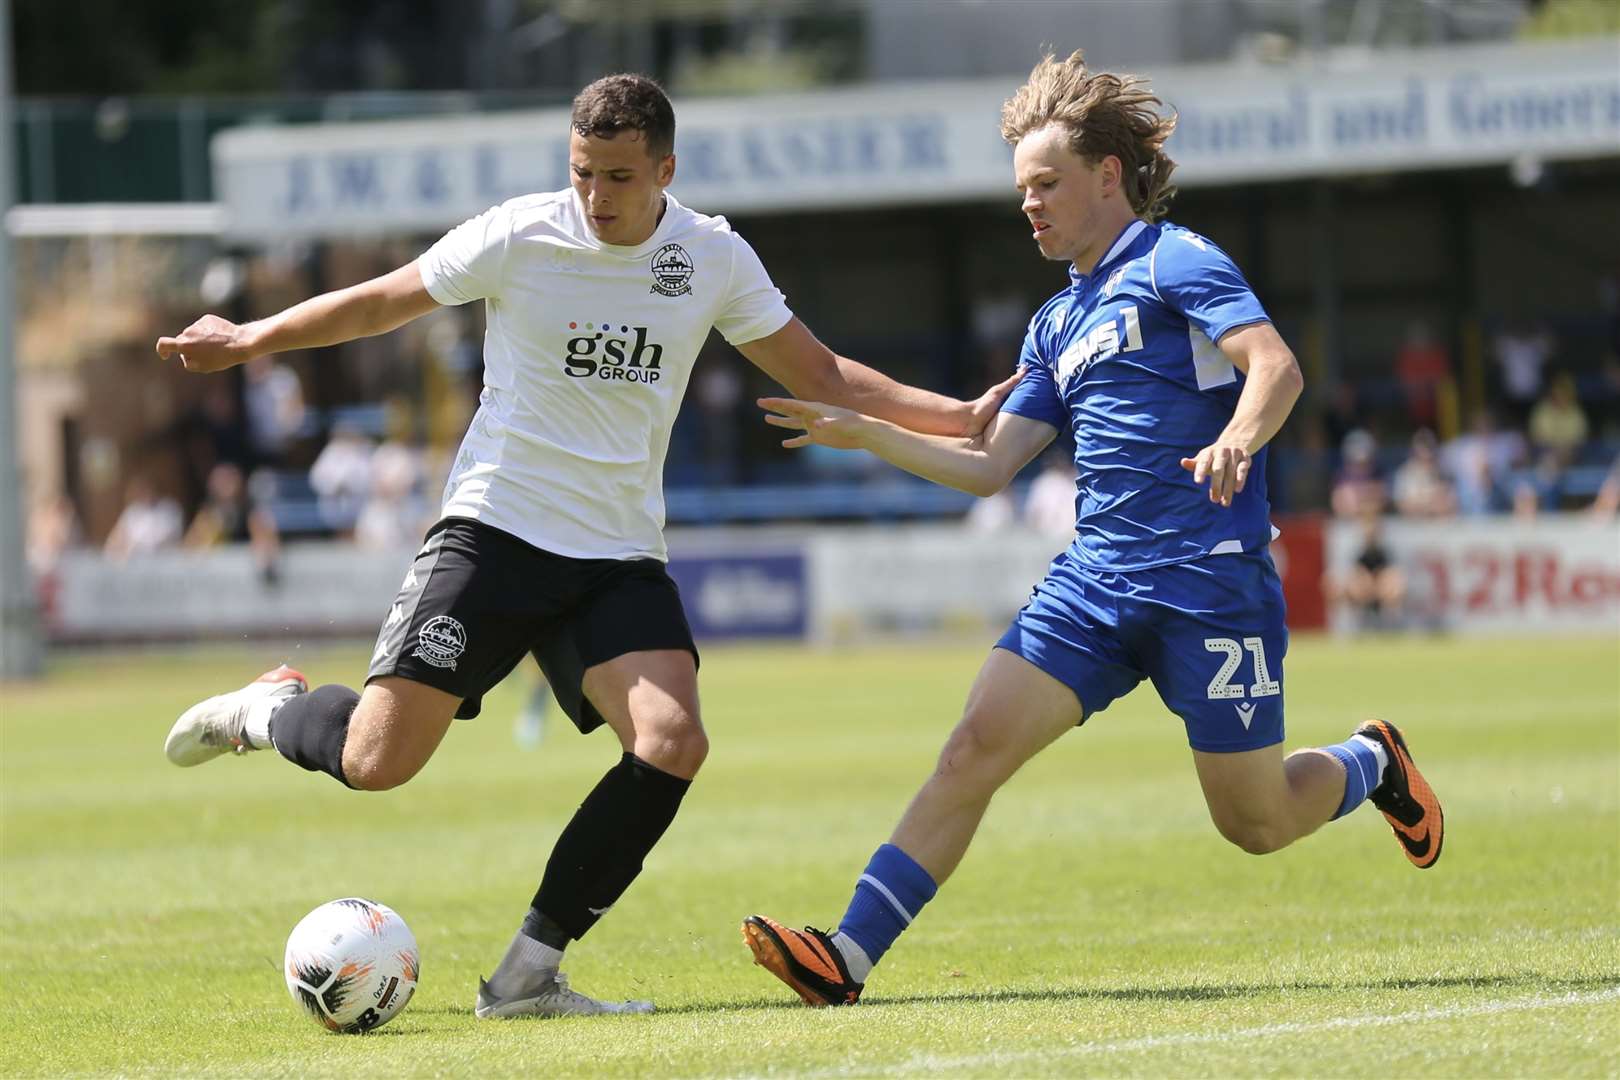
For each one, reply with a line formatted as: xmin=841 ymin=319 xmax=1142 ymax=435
xmin=283 ymin=898 xmax=419 ymax=1033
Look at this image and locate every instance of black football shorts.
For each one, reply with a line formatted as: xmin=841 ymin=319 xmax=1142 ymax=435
xmin=366 ymin=517 xmax=698 ymax=732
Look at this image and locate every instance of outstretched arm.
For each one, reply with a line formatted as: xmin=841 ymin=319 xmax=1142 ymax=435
xmin=1180 ymin=321 xmax=1303 ymax=506
xmin=155 ymin=261 xmax=441 ymax=374
xmin=737 ymin=317 xmax=1020 ymax=439
xmin=760 ymin=396 xmax=1057 ymax=497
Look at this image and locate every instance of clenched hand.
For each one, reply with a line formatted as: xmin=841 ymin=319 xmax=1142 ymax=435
xmin=155 ymin=314 xmax=254 ymax=374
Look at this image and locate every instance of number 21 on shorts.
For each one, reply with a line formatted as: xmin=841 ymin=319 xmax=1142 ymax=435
xmin=1203 ymin=637 xmax=1281 ymax=701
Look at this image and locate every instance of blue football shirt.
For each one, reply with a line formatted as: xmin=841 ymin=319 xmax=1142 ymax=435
xmin=1001 ymin=219 xmax=1274 ymax=571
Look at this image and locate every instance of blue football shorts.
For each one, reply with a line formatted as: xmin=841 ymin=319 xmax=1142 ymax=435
xmin=995 ymin=545 xmax=1288 ymax=753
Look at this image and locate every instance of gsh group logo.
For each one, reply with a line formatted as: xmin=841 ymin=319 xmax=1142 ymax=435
xmin=563 ymin=322 xmax=664 ymax=383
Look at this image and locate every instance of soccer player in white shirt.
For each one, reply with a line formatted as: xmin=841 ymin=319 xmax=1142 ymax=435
xmin=156 ymin=74 xmax=1018 ymax=1018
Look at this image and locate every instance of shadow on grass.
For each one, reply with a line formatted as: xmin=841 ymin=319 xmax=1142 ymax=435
xmin=390 ymin=972 xmax=1619 ymax=1022
xmin=649 ymin=972 xmax=1620 ymax=1017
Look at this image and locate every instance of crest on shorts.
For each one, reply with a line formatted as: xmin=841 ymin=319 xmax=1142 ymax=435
xmin=649 ymin=243 xmax=694 ymax=297
xmin=412 ymin=615 xmax=467 ymax=670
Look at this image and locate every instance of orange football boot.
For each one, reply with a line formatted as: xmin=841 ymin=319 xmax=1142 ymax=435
xmin=1357 ymin=720 xmax=1444 ymax=869
xmin=742 ymin=915 xmax=863 ymax=1006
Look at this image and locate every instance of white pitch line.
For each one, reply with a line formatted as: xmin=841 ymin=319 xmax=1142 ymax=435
xmin=805 ymin=986 xmax=1620 ymax=1077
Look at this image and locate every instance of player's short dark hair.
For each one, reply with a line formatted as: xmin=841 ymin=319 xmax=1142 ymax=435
xmin=570 ymin=74 xmax=676 ymax=160
xmin=1001 ymin=50 xmax=1178 ymax=222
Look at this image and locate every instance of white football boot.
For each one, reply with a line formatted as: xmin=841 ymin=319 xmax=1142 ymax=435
xmin=473 ymin=973 xmax=654 ymax=1018
xmin=164 ymin=665 xmax=308 ymax=766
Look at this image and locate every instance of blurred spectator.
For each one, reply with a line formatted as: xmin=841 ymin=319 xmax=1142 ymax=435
xmin=185 ymin=462 xmax=281 ymax=584
xmin=1596 ymin=354 xmax=1620 ymax=439
xmin=434 ymin=306 xmax=484 ymax=391
xmin=242 ymin=355 xmax=306 ymax=465
xmin=1442 ymin=410 xmax=1525 ymax=515
xmin=1527 ymin=372 xmax=1589 ymax=470
xmin=1278 ymin=415 xmax=1334 ymax=514
xmin=26 ymin=491 xmax=82 ymax=575
xmin=175 ymin=381 xmax=254 ymax=506
xmin=1589 ymin=458 xmax=1620 ymax=519
xmin=1390 ymin=429 xmax=1456 ymax=518
xmin=1394 ymin=321 xmax=1451 ymax=430
xmin=694 ymin=359 xmax=744 ymax=485
xmin=1322 ymin=381 xmax=1365 ymax=455
xmin=971 ymin=279 xmax=1028 ymax=382
xmin=1324 ymin=512 xmax=1405 ymax=631
xmin=354 ymin=441 xmax=429 ymax=550
xmin=963 ymin=489 xmax=1016 ymax=533
xmin=1330 ymin=429 xmax=1386 ymax=518
xmin=513 ymin=670 xmax=553 ymax=751
xmin=309 ymin=422 xmax=375 ymax=533
xmin=104 ymin=476 xmax=183 ymax=560
xmin=1601 ymin=273 xmax=1620 ymax=358
xmin=198 ymin=381 xmax=252 ymax=467
xmin=1491 ymin=316 xmax=1555 ymax=425
xmin=1510 ymin=475 xmax=1544 ymax=520
xmin=1023 ymin=452 xmax=1078 ymax=536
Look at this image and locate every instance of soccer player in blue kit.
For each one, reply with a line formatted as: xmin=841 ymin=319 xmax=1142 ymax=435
xmin=742 ymin=50 xmax=1445 ymax=1007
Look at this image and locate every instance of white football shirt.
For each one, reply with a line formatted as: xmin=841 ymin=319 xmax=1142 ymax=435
xmin=418 ymin=189 xmax=792 ymax=561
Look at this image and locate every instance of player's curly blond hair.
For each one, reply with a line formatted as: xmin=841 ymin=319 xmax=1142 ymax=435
xmin=1000 ymin=49 xmax=1178 ymax=222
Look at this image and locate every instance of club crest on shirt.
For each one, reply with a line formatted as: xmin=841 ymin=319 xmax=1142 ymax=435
xmin=548 ymin=246 xmax=582 ymax=273
xmin=1102 ymin=266 xmax=1129 ymax=299
xmin=650 ymin=243 xmax=694 ymax=297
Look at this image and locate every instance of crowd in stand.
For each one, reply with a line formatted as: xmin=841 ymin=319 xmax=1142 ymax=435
xmin=1319 ymin=317 xmax=1620 ymax=630
xmin=28 ymin=301 xmax=1620 ymax=603
xmin=27 ymin=351 xmax=442 ymax=588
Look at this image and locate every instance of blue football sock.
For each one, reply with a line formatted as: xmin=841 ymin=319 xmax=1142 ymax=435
xmin=836 ymin=843 xmax=938 ymax=967
xmin=1322 ymin=734 xmax=1388 ymax=820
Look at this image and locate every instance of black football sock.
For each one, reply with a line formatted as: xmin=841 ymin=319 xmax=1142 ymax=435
xmin=529 ymin=752 xmax=692 ymax=941
xmin=268 ymin=684 xmax=360 ymax=788
xmin=520 ymin=910 xmax=572 ymax=950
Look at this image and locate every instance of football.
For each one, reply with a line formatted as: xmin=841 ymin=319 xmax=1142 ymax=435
xmin=283 ymin=898 xmax=419 ymax=1033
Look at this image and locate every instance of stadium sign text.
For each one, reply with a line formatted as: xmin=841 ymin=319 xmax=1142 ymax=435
xmin=214 ymin=37 xmax=1620 ymax=239
xmin=1324 ymin=517 xmax=1620 ymax=635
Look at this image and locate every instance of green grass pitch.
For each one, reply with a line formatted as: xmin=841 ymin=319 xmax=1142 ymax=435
xmin=2 ymin=634 xmax=1617 ymax=1077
